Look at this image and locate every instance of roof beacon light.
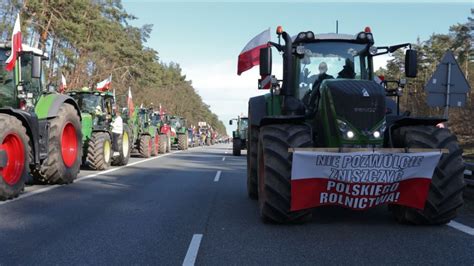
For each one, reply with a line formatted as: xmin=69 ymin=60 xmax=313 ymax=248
xmin=276 ymin=26 xmax=283 ymax=35
xmin=364 ymin=26 xmax=371 ymax=33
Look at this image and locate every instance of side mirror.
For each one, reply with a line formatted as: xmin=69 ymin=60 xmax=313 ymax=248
xmin=259 ymin=47 xmax=272 ymax=76
xmin=229 ymin=120 xmax=233 ymax=125
xmin=404 ymin=50 xmax=417 ymax=78
xmin=32 ymin=56 xmax=42 ymax=79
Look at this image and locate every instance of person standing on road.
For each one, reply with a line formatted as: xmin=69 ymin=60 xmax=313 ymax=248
xmin=111 ymin=108 xmax=123 ymax=156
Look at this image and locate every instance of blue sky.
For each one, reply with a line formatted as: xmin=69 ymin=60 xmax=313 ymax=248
xmin=122 ymin=1 xmax=472 ymax=134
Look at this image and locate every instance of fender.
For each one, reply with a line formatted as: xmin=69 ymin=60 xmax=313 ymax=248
xmin=385 ymin=116 xmax=446 ymax=147
xmin=248 ymin=95 xmax=267 ymax=127
xmin=35 ymin=93 xmax=81 ymax=120
xmin=0 ymin=108 xmax=42 ymax=166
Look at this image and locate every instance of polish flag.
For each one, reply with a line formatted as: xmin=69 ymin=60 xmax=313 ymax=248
xmin=5 ymin=14 xmax=22 ymax=72
xmin=96 ymin=75 xmax=112 ymax=91
xmin=127 ymin=87 xmax=134 ymax=116
xmin=59 ymin=74 xmax=67 ymax=93
xmin=237 ymin=28 xmax=270 ymax=75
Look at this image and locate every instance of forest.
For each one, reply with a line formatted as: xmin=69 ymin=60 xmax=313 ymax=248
xmin=0 ymin=0 xmax=227 ymax=135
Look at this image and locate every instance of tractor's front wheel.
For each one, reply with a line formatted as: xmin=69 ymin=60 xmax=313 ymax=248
xmin=111 ymin=124 xmax=131 ymax=166
xmin=390 ymin=125 xmax=465 ymax=225
xmin=0 ymin=114 xmax=30 ymax=199
xmin=233 ymin=138 xmax=241 ymax=156
xmin=247 ymin=127 xmax=259 ymax=200
xmin=177 ymin=134 xmax=187 ymax=150
xmin=151 ymin=134 xmax=159 ymax=156
xmin=158 ymin=134 xmax=167 ymax=154
xmin=166 ymin=134 xmax=171 ymax=153
xmin=38 ymin=104 xmax=82 ymax=183
xmin=257 ymin=124 xmax=312 ymax=224
xmin=87 ymin=132 xmax=112 ymax=170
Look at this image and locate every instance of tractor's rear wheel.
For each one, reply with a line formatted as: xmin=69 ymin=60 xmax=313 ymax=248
xmin=0 ymin=114 xmax=30 ymax=200
xmin=139 ymin=135 xmax=152 ymax=158
xmin=151 ymin=134 xmax=159 ymax=156
xmin=233 ymin=138 xmax=241 ymax=156
xmin=390 ymin=125 xmax=465 ymax=225
xmin=38 ymin=104 xmax=82 ymax=183
xmin=257 ymin=124 xmax=313 ymax=224
xmin=111 ymin=124 xmax=131 ymax=166
xmin=87 ymin=132 xmax=112 ymax=170
xmin=159 ymin=134 xmax=167 ymax=154
xmin=247 ymin=127 xmax=259 ymax=200
xmin=166 ymin=134 xmax=171 ymax=153
xmin=177 ymin=134 xmax=187 ymax=150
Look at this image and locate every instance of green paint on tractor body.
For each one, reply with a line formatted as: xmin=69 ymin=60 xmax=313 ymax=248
xmin=34 ymin=94 xmax=58 ymax=119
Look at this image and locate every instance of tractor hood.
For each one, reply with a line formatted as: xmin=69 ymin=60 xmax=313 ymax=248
xmin=322 ymin=79 xmax=385 ymax=132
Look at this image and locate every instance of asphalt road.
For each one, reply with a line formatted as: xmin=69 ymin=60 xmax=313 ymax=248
xmin=0 ymin=144 xmax=472 ymax=265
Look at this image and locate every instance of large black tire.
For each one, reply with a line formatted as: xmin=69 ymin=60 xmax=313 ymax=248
xmin=233 ymin=138 xmax=242 ymax=156
xmin=37 ymin=104 xmax=82 ymax=183
xmin=390 ymin=125 xmax=465 ymax=225
xmin=151 ymin=134 xmax=159 ymax=156
xmin=86 ymin=132 xmax=112 ymax=170
xmin=111 ymin=124 xmax=131 ymax=166
xmin=247 ymin=127 xmax=259 ymax=199
xmin=0 ymin=114 xmax=30 ymax=199
xmin=139 ymin=135 xmax=152 ymax=158
xmin=257 ymin=124 xmax=313 ymax=224
xmin=177 ymin=134 xmax=187 ymax=150
xmin=158 ymin=134 xmax=167 ymax=154
xmin=166 ymin=134 xmax=171 ymax=153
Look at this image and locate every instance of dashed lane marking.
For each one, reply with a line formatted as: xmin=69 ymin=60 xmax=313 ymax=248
xmin=447 ymin=221 xmax=474 ymax=236
xmin=214 ymin=170 xmax=222 ymax=182
xmin=183 ymin=234 xmax=203 ymax=266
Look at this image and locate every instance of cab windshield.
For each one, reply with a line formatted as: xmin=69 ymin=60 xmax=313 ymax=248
xmin=0 ymin=48 xmax=16 ymax=107
xmin=295 ymin=42 xmax=371 ymax=99
xmin=240 ymin=118 xmax=248 ymax=128
xmin=71 ymin=93 xmax=103 ymax=114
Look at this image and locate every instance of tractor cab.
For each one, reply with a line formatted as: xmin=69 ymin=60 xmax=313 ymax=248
xmin=68 ymin=89 xmax=114 ymax=131
xmin=0 ymin=43 xmax=48 ymax=111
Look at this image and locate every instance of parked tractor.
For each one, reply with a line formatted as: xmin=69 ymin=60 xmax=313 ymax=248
xmin=132 ymin=106 xmax=159 ymax=157
xmin=68 ymin=89 xmax=131 ymax=170
xmin=229 ymin=116 xmax=248 ymax=156
xmin=0 ymin=44 xmax=83 ymax=199
xmin=151 ymin=111 xmax=171 ymax=154
xmin=246 ymin=27 xmax=464 ymax=225
xmin=169 ymin=116 xmax=188 ymax=150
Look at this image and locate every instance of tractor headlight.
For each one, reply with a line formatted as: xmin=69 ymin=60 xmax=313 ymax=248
xmin=373 ymin=131 xmax=381 ymax=139
xmin=369 ymin=46 xmax=378 ymax=55
xmin=358 ymin=32 xmax=366 ymax=39
xmin=370 ymin=120 xmax=386 ymax=139
xmin=346 ymin=131 xmax=355 ymax=139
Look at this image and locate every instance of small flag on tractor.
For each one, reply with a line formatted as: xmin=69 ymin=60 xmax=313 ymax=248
xmin=127 ymin=87 xmax=134 ymax=117
xmin=59 ymin=74 xmax=67 ymax=93
xmin=96 ymin=75 xmax=112 ymax=91
xmin=237 ymin=28 xmax=270 ymax=75
xmin=5 ymin=14 xmax=22 ymax=72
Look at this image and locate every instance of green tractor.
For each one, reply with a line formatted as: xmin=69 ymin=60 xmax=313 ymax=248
xmin=229 ymin=116 xmax=248 ymax=156
xmin=67 ymin=89 xmax=131 ymax=170
xmin=169 ymin=115 xmax=188 ymax=150
xmin=246 ymin=27 xmax=464 ymax=224
xmin=0 ymin=44 xmax=83 ymax=199
xmin=131 ymin=106 xmax=159 ymax=158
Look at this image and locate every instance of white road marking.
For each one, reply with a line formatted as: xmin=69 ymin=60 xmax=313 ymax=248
xmin=183 ymin=234 xmax=203 ymax=266
xmin=214 ymin=170 xmax=222 ymax=182
xmin=222 ymin=157 xmax=225 ymax=161
xmin=0 ymin=151 xmax=182 ymax=206
xmin=447 ymin=221 xmax=474 ymax=236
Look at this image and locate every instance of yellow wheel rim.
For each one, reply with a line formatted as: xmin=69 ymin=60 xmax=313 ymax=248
xmin=104 ymin=140 xmax=111 ymax=163
xmin=123 ymin=132 xmax=129 ymax=157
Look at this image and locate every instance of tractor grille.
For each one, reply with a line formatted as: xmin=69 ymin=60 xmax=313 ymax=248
xmin=326 ymin=80 xmax=385 ymax=131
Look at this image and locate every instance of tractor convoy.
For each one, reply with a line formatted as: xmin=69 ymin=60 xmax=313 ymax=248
xmin=242 ymin=26 xmax=465 ymax=225
xmin=0 ymin=42 xmax=222 ymax=200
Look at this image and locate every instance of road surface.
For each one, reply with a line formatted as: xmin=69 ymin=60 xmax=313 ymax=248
xmin=0 ymin=144 xmax=472 ymax=265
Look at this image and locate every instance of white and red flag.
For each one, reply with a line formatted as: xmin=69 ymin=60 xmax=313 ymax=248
xmin=5 ymin=14 xmax=22 ymax=72
xmin=290 ymin=151 xmax=442 ymax=211
xmin=237 ymin=28 xmax=270 ymax=75
xmin=58 ymin=74 xmax=67 ymax=93
xmin=96 ymin=75 xmax=112 ymax=91
xmin=127 ymin=87 xmax=134 ymax=116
